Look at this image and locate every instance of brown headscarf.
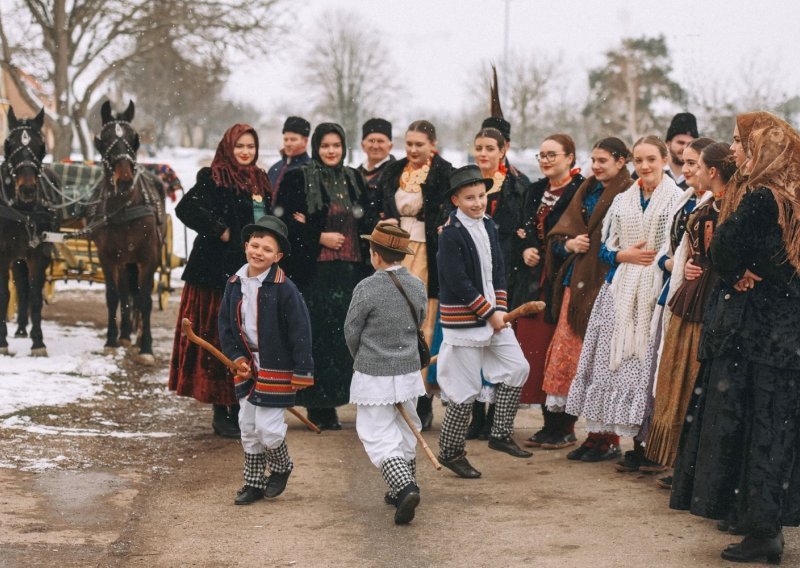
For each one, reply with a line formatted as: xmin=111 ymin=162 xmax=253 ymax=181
xmin=745 ymin=114 xmax=800 ymax=272
xmin=210 ymin=124 xmax=270 ymax=197
xmin=546 ymin=167 xmax=633 ymax=337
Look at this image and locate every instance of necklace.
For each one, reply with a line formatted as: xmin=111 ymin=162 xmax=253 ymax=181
xmin=486 ymin=165 xmax=507 ymax=196
xmin=400 ymin=159 xmax=431 ymax=193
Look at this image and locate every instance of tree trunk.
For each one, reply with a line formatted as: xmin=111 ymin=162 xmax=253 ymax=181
xmin=51 ymin=0 xmax=72 ymax=161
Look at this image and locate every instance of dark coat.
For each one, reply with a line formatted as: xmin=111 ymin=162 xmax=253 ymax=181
xmin=274 ymin=165 xmax=376 ymax=286
xmin=511 ymin=173 xmax=585 ymax=315
xmin=437 ymin=210 xmax=507 ymax=329
xmin=218 ymin=265 xmax=314 ymax=407
xmin=380 ymin=153 xmax=454 ymax=299
xmin=176 ymin=167 xmax=261 ymax=289
xmin=267 ymin=152 xmax=310 ymax=197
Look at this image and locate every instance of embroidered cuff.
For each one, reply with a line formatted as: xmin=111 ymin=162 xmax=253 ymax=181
xmin=495 ymin=290 xmax=508 ymax=312
xmin=291 ymin=372 xmax=314 ymax=388
xmin=469 ymin=295 xmax=494 ymax=319
xmin=658 ymin=254 xmax=671 ymax=272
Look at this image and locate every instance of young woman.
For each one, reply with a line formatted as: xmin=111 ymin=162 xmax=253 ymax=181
xmin=512 ymin=134 xmax=584 ymax=438
xmin=380 ymin=121 xmax=453 ymax=429
xmin=565 ymin=136 xmax=683 ymax=462
xmin=671 ymin=114 xmax=800 ymax=564
xmin=275 ymin=123 xmax=377 ymax=430
xmin=170 ymin=124 xmax=271 ymax=438
xmin=466 ymin=126 xmax=530 ymax=438
xmin=531 ymin=137 xmax=632 ymax=450
xmin=642 ymin=142 xmax=734 ymax=486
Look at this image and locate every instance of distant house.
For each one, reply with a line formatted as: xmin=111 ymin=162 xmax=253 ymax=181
xmin=0 ymin=67 xmax=55 ymax=148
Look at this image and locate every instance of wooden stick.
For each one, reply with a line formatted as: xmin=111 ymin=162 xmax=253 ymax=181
xmin=181 ymin=318 xmax=322 ymax=434
xmin=395 ymin=402 xmax=442 ymax=470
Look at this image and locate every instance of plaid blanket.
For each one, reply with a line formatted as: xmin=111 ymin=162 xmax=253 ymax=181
xmin=48 ymin=162 xmax=104 ymax=220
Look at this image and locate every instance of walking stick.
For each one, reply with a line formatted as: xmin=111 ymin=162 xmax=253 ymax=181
xmin=181 ymin=318 xmax=322 ymax=434
xmin=395 ymin=402 xmax=442 ymax=470
xmin=427 ymin=300 xmax=547 ymax=366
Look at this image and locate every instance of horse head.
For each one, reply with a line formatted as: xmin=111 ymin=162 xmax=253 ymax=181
xmin=95 ymin=100 xmax=140 ymax=195
xmin=3 ymin=107 xmax=46 ymax=206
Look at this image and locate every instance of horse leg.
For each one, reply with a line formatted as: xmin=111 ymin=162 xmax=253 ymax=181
xmin=134 ymin=264 xmax=156 ymax=365
xmin=103 ymin=264 xmax=121 ymax=350
xmin=12 ymin=259 xmax=29 ymax=337
xmin=0 ymin=263 xmax=10 ymax=354
xmin=118 ymin=264 xmax=134 ymax=347
xmin=28 ymin=250 xmax=48 ymax=356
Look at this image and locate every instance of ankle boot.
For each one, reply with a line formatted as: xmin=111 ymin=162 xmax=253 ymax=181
xmin=721 ymin=533 xmax=783 ymax=564
xmin=479 ymin=404 xmax=495 ymax=441
xmin=417 ymin=396 xmax=433 ymax=431
xmin=465 ymin=402 xmax=486 ymax=440
xmin=212 ymin=404 xmax=240 ymax=439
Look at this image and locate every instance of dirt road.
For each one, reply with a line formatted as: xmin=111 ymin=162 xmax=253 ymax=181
xmin=0 ymin=289 xmax=794 ymax=567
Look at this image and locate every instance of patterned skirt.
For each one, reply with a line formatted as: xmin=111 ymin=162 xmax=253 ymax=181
xmin=565 ymin=283 xmax=654 ymax=438
xmin=542 ymin=288 xmax=583 ymax=409
xmin=168 ymin=284 xmax=236 ymax=405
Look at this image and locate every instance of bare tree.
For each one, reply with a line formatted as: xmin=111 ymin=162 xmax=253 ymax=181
xmin=0 ymin=0 xmax=284 ymax=159
xmin=299 ymin=10 xmax=400 ymax=160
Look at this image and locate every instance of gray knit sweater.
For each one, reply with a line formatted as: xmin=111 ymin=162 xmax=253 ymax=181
xmin=344 ymin=267 xmax=427 ymax=376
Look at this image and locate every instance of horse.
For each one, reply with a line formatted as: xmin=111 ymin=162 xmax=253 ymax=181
xmin=0 ymin=107 xmax=60 ymax=356
xmin=91 ymin=100 xmax=165 ymax=365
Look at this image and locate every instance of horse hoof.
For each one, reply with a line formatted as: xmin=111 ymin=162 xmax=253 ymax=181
xmin=135 ymin=353 xmax=156 ymax=366
xmin=0 ymin=347 xmax=11 ymax=356
xmin=119 ymin=339 xmax=132 ymax=348
xmin=14 ymin=329 xmax=27 ymax=338
xmin=30 ymin=347 xmax=48 ymax=357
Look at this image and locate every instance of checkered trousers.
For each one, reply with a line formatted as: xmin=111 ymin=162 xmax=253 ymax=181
xmin=265 ymin=441 xmax=293 ymax=475
xmin=437 ymin=401 xmax=473 ymax=460
xmin=491 ymin=384 xmax=523 ymax=439
xmin=381 ymin=456 xmax=415 ymax=494
xmin=243 ymin=452 xmax=269 ymax=490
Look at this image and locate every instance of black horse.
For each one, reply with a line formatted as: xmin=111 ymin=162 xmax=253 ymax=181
xmin=0 ymin=107 xmax=59 ymax=356
xmin=91 ymin=101 xmax=165 ymax=364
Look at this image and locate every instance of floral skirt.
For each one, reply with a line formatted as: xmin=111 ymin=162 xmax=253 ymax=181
xmin=542 ymin=288 xmax=583 ymax=409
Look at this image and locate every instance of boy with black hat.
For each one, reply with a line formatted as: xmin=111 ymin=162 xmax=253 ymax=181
xmin=218 ymin=215 xmax=314 ymax=505
xmin=435 ymin=166 xmax=532 ymax=479
xmin=665 ymin=112 xmax=699 ymax=188
xmin=267 ymin=116 xmax=311 ymax=199
xmin=344 ymin=222 xmax=427 ymax=524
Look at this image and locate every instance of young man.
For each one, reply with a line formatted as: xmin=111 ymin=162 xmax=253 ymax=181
xmin=218 ymin=215 xmax=314 ymax=505
xmin=435 ymin=165 xmax=532 ymax=479
xmin=344 ymin=223 xmax=427 ymax=524
xmin=267 ymin=116 xmax=311 ymax=200
xmin=664 ymin=112 xmax=699 ymax=189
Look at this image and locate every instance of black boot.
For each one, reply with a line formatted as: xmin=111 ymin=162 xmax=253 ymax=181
xmin=721 ymin=533 xmax=783 ymax=564
xmin=212 ymin=404 xmax=240 ymax=439
xmin=478 ymin=403 xmax=495 ymax=441
xmin=465 ymin=402 xmax=485 ymax=440
xmin=417 ymin=396 xmax=433 ymax=431
xmin=309 ymin=407 xmax=341 ymax=431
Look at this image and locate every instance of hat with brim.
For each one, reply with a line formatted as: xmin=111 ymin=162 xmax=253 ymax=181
xmin=446 ymin=165 xmax=493 ymax=198
xmin=361 ymin=222 xmax=415 ymax=255
xmin=241 ymin=215 xmax=291 ymax=256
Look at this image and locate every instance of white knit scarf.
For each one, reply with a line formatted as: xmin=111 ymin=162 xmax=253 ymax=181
xmin=601 ymin=175 xmax=682 ymax=370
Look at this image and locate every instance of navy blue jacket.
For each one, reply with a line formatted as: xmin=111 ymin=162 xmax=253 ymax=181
xmin=437 ymin=210 xmax=508 ymax=328
xmin=218 ymin=265 xmax=314 ymax=407
xmin=267 ymin=152 xmax=311 ymax=198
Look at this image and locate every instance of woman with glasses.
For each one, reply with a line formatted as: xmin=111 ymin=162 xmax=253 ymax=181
xmin=513 ymin=134 xmax=584 ymax=442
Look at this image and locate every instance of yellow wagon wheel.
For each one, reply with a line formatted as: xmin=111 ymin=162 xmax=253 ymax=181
xmin=158 ymin=215 xmax=173 ymax=311
xmin=6 ymin=271 xmax=17 ymax=321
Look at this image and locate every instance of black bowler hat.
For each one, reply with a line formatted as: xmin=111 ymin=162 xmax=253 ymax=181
xmin=482 ymin=117 xmax=511 ymax=142
xmin=282 ymin=116 xmax=310 ymax=137
xmin=666 ymin=113 xmax=699 ymax=141
xmin=241 ymin=215 xmax=291 ymax=255
xmin=446 ymin=165 xmax=493 ymax=197
xmin=362 ymin=118 xmax=392 ymax=141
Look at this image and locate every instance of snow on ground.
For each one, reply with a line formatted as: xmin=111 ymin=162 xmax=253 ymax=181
xmin=0 ymin=320 xmax=120 ymax=417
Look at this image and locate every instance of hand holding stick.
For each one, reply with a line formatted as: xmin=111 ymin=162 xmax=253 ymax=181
xmin=181 ymin=318 xmax=321 ymax=434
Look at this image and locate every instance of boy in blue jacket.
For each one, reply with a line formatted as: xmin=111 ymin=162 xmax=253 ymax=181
xmin=436 ymin=166 xmax=532 ymax=479
xmin=218 ymin=215 xmax=314 ymax=505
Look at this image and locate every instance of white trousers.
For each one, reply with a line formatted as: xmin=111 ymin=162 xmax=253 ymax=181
xmin=238 ymin=398 xmax=288 ymax=454
xmin=356 ymin=400 xmax=420 ymax=468
xmin=437 ymin=327 xmax=530 ymax=405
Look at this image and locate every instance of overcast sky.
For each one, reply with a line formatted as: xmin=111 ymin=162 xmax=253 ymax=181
xmin=228 ymin=0 xmax=800 ymax=124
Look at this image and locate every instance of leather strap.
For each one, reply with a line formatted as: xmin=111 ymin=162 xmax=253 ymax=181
xmin=386 ymin=271 xmax=420 ymax=329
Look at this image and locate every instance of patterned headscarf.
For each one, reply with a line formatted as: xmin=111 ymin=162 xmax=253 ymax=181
xmin=745 ymin=113 xmax=800 ymax=272
xmin=210 ymin=124 xmax=270 ymax=197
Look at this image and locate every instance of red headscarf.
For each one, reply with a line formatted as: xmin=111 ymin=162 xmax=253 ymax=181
xmin=210 ymin=124 xmax=271 ymax=197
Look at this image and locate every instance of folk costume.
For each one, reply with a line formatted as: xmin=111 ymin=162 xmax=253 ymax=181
xmin=565 ymin=175 xmax=682 ymax=447
xmin=275 ymin=123 xmax=377 ymax=429
xmin=358 ymin=118 xmax=396 ymax=194
xmin=671 ymin=117 xmax=800 ymax=560
xmin=530 ymin=168 xmax=631 ymax=450
xmin=218 ymin=216 xmax=313 ymax=505
xmin=267 ymin=116 xmax=311 ymax=201
xmin=170 ymin=124 xmax=270 ymax=438
xmin=435 ymin=166 xmax=531 ymax=478
xmin=345 ymin=224 xmax=427 ymax=524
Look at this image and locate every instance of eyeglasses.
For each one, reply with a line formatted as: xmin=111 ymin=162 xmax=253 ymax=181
xmin=536 ymin=152 xmax=566 ymax=163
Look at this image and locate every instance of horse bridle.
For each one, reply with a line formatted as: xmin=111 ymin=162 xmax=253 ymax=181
xmin=99 ymin=120 xmax=138 ymax=172
xmin=5 ymin=124 xmax=44 ymax=182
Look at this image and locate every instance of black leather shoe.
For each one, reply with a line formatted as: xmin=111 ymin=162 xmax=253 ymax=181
xmin=540 ymin=432 xmax=577 ymax=450
xmin=721 ymin=534 xmax=783 ymax=564
xmin=488 ymin=436 xmax=533 ymax=458
xmin=615 ymin=450 xmax=641 ymax=472
xmin=439 ymin=453 xmax=481 ymax=478
xmin=384 ymin=491 xmax=398 ymax=506
xmin=567 ymin=438 xmax=594 ymax=461
xmin=523 ymin=428 xmax=549 ymax=448
xmin=581 ymin=443 xmax=621 ymax=462
xmin=264 ymin=470 xmax=291 ymax=498
xmin=394 ymin=483 xmax=420 ymax=525
xmin=234 ymin=485 xmax=264 ymax=505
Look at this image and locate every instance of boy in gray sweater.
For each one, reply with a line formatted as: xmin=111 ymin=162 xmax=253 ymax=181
xmin=344 ymin=223 xmax=427 ymax=525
